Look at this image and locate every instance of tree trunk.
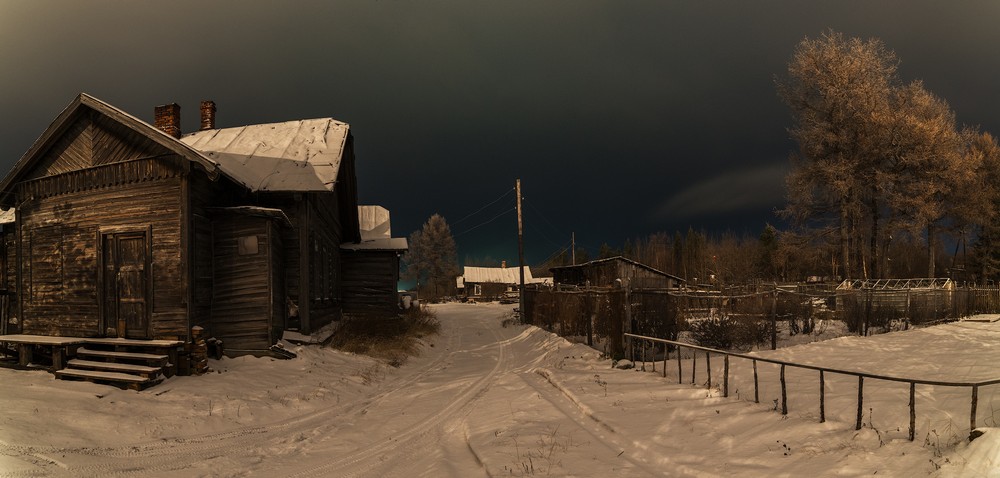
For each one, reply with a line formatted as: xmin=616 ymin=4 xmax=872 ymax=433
xmin=841 ymin=200 xmax=851 ymax=281
xmin=928 ymin=225 xmax=937 ymax=277
xmin=869 ymin=197 xmax=880 ymax=279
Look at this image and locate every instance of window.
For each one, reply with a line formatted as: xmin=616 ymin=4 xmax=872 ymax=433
xmin=238 ymin=235 xmax=259 ymax=255
xmin=473 ymin=284 xmax=482 ymax=296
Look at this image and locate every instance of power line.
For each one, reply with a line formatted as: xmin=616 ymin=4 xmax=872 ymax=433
xmin=454 ymin=207 xmax=516 ymax=238
xmin=451 ymin=187 xmax=515 ymax=227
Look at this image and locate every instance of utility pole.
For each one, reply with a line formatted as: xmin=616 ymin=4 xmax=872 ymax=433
xmin=571 ymin=232 xmax=576 ymax=265
xmin=516 ymin=179 xmax=526 ymax=321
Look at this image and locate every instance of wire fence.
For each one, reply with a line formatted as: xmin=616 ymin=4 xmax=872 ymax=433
xmin=523 ymin=284 xmax=1000 ymax=358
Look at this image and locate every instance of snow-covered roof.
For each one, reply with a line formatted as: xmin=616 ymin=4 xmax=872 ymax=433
xmin=181 ymin=118 xmax=349 ymax=192
xmin=359 ymin=205 xmax=391 ymax=240
xmin=549 ymin=256 xmax=685 ymax=282
xmin=340 ymin=237 xmax=408 ymax=251
xmin=463 ymin=266 xmax=534 ymax=285
xmin=0 ymin=208 xmax=14 ymax=225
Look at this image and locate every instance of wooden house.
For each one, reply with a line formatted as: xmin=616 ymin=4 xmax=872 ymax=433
xmin=340 ymin=206 xmax=407 ymax=318
xmin=460 ymin=264 xmax=535 ymax=302
xmin=550 ymin=256 xmax=684 ymax=290
xmin=0 ymin=93 xmax=380 ymax=361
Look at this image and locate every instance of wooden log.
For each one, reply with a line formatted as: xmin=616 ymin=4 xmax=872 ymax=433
xmin=856 ymin=376 xmax=864 ymax=430
xmin=18 ymin=344 xmax=31 ymax=366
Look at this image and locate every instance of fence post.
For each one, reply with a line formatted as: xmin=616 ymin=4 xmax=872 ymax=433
xmin=753 ymin=359 xmax=759 ymax=403
xmin=856 ymin=376 xmax=864 ymax=430
xmin=663 ymin=345 xmax=668 ymax=378
xmin=909 ymin=382 xmax=916 ymax=441
xmin=723 ymin=355 xmax=729 ymax=398
xmin=677 ymin=346 xmax=683 ymax=384
xmin=971 ymin=385 xmax=979 ymax=441
xmin=771 ymin=292 xmax=777 ymax=350
xmin=819 ymin=370 xmax=825 ymax=423
xmin=691 ymin=350 xmax=696 ymax=385
xmin=780 ymin=364 xmax=787 ymax=415
xmin=706 ymin=352 xmax=712 ymax=389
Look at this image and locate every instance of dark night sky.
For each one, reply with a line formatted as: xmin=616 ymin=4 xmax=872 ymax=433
xmin=2 ymin=1 xmax=999 ymax=266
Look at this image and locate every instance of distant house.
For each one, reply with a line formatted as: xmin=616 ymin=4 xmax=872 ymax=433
xmin=0 ymin=94 xmax=396 ymax=372
xmin=549 ymin=256 xmax=684 ymax=290
xmin=340 ymin=206 xmax=407 ymax=318
xmin=460 ymin=263 xmax=536 ymax=301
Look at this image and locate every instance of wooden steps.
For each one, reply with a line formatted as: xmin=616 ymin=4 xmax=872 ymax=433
xmin=54 ymin=369 xmax=153 ymax=390
xmin=76 ymin=348 xmax=170 ymax=366
xmin=57 ymin=342 xmax=179 ymax=390
xmin=66 ymin=359 xmax=161 ymax=378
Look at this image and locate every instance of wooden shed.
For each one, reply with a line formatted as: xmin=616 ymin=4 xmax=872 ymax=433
xmin=340 ymin=206 xmax=407 ymax=319
xmin=0 ymin=93 xmax=378 ymax=358
xmin=550 ymin=256 xmax=684 ymax=290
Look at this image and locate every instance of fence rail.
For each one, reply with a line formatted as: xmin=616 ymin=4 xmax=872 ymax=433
xmin=624 ymin=332 xmax=999 ymax=441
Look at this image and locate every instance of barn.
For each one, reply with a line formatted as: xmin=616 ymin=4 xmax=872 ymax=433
xmin=549 ymin=256 xmax=684 ymax=290
xmin=0 ymin=93 xmax=398 ymax=384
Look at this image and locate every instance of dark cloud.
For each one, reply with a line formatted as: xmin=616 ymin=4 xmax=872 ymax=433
xmin=1 ymin=1 xmax=999 ymax=265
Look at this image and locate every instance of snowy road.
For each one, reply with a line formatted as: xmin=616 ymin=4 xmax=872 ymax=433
xmin=3 ymin=303 xmax=999 ymax=476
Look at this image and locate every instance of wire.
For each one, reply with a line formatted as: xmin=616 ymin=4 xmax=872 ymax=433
xmin=451 ymin=187 xmax=515 ymax=227
xmin=454 ymin=207 xmax=516 ymax=238
xmin=523 ymin=197 xmax=565 ymax=239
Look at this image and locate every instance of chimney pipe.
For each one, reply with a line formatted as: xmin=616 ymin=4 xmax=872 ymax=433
xmin=154 ymin=103 xmax=181 ymax=139
xmin=200 ymin=100 xmax=216 ymax=131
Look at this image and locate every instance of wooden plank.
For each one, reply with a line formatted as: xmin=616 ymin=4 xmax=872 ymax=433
xmin=67 ymin=359 xmax=160 ymax=375
xmin=76 ymin=347 xmax=168 ymax=362
xmin=56 ymin=368 xmax=149 ymax=383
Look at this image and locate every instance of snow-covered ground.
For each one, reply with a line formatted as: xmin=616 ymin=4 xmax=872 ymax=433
xmin=0 ymin=303 xmax=997 ymax=476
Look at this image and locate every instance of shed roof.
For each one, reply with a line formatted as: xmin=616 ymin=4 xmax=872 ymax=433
xmin=463 ymin=266 xmax=534 ymax=285
xmin=549 ymin=256 xmax=685 ymax=282
xmin=181 ymin=118 xmax=349 ymax=192
xmin=341 ymin=237 xmax=408 ymax=252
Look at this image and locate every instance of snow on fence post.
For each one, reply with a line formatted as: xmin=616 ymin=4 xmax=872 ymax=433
xmin=770 ymin=292 xmax=777 ymax=350
xmin=780 ymin=364 xmax=788 ymax=415
xmin=819 ymin=370 xmax=825 ymax=423
xmin=753 ymin=359 xmax=759 ymax=403
xmin=971 ymin=385 xmax=979 ymax=441
xmin=909 ymin=382 xmax=916 ymax=441
xmin=856 ymin=376 xmax=865 ymax=430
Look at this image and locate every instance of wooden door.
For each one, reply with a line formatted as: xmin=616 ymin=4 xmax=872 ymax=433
xmin=102 ymin=231 xmax=149 ymax=339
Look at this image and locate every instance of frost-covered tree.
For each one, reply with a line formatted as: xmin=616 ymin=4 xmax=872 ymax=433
xmin=403 ymin=214 xmax=459 ymax=299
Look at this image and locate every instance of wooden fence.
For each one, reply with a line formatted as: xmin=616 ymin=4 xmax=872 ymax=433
xmin=625 ymin=332 xmax=999 ymax=441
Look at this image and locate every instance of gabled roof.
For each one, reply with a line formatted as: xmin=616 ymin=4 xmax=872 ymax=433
xmin=0 ymin=93 xmax=221 ymax=204
xmin=0 ymin=93 xmax=353 ymax=204
xmin=463 ymin=266 xmax=534 ymax=285
xmin=549 ymin=256 xmax=685 ymax=282
xmin=181 ymin=119 xmax=350 ymax=192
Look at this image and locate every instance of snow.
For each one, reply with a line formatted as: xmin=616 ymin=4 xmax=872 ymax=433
xmin=1 ymin=303 xmax=998 ymax=476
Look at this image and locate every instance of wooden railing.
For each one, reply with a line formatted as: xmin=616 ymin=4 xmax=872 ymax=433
xmin=624 ymin=333 xmax=1000 ymax=441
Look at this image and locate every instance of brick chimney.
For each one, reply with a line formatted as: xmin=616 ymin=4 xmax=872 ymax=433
xmin=200 ymin=100 xmax=216 ymax=130
xmin=501 ymin=260 xmax=507 ymax=269
xmin=154 ymin=103 xmax=181 ymax=139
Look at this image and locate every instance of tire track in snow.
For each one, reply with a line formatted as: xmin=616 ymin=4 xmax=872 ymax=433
xmin=3 ymin=314 xmax=476 ymax=477
xmin=283 ymin=313 xmax=512 ymax=478
xmin=515 ymin=368 xmax=664 ymax=476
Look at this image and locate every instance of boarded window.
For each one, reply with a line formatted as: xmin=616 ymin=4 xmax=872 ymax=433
xmin=238 ymin=235 xmax=259 ymax=255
